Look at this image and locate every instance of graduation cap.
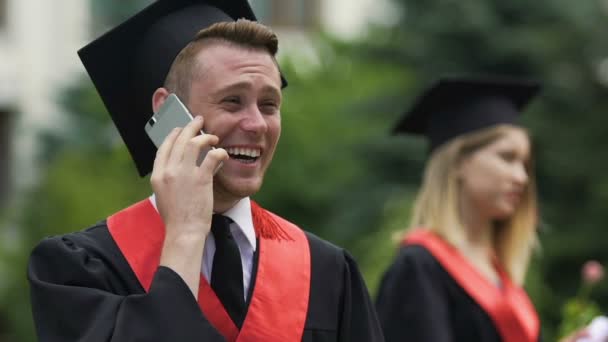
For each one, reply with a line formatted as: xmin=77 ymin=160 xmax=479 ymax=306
xmin=392 ymin=75 xmax=541 ymax=152
xmin=78 ymin=0 xmax=287 ymax=177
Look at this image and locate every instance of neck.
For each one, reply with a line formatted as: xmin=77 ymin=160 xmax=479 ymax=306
xmin=458 ymin=195 xmax=495 ymax=256
xmin=213 ymin=192 xmax=241 ymax=214
xmin=457 ymin=196 xmax=503 ymax=285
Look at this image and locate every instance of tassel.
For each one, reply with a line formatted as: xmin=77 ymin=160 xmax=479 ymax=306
xmin=251 ymin=201 xmax=293 ymax=241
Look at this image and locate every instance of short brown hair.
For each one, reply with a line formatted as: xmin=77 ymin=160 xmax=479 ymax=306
xmin=164 ymin=19 xmax=279 ymax=101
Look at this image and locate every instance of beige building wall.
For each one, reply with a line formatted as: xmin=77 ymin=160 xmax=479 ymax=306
xmin=0 ymin=0 xmax=90 ymax=194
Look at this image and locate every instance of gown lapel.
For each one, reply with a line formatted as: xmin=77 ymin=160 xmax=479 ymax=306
xmin=403 ymin=229 xmax=539 ymax=342
xmin=107 ymin=199 xmax=311 ymax=341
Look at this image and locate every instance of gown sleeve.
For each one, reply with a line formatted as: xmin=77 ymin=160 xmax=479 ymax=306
xmin=28 ymin=234 xmax=226 ymax=342
xmin=375 ymin=245 xmax=453 ymax=342
xmin=337 ymin=251 xmax=385 ymax=342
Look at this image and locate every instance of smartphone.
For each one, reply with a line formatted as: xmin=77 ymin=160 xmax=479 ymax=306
xmin=145 ymin=93 xmax=215 ymax=167
xmin=145 ymin=93 xmax=199 ymax=147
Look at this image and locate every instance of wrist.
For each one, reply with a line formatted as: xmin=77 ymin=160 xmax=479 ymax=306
xmin=164 ymin=222 xmax=211 ymax=242
xmin=164 ymin=231 xmax=208 ymax=248
xmin=160 ymin=231 xmax=207 ymax=268
xmin=159 ymin=232 xmax=207 ymax=298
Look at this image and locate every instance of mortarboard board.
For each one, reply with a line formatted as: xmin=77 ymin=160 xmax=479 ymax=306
xmin=78 ymin=0 xmax=287 ymax=177
xmin=392 ymin=75 xmax=541 ymax=152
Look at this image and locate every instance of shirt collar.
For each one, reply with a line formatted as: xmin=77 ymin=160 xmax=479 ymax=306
xmin=221 ymin=197 xmax=256 ymax=251
xmin=148 ymin=194 xmax=257 ymax=251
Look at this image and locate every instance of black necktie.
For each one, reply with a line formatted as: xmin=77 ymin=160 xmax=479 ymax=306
xmin=211 ymin=214 xmax=246 ymax=327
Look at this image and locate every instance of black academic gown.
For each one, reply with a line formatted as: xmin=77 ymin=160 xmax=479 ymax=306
xmin=376 ymin=244 xmax=541 ymax=342
xmin=28 ymin=213 xmax=383 ymax=341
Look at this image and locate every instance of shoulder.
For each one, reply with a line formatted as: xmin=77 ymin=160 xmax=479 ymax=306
xmin=254 ymin=205 xmax=356 ymax=275
xmin=304 ymin=230 xmax=344 ymax=257
xmin=31 ymin=221 xmax=117 ymax=260
xmin=304 ymin=230 xmax=358 ymax=274
xmin=265 ymin=207 xmax=351 ymax=262
xmin=28 ymin=219 xmax=144 ymax=293
xmin=382 ymin=244 xmax=445 ymax=282
xmin=260 ymin=208 xmax=347 ymax=262
xmin=28 ymin=220 xmax=133 ymax=284
xmin=31 ymin=221 xmax=105 ymax=252
xmin=257 ymin=206 xmax=302 ymax=234
xmin=31 ymin=196 xmax=154 ymax=253
xmin=395 ymin=244 xmax=441 ymax=268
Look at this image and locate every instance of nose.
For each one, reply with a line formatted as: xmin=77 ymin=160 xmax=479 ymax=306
xmin=512 ymin=162 xmax=529 ymax=187
xmin=240 ymin=104 xmax=268 ymax=136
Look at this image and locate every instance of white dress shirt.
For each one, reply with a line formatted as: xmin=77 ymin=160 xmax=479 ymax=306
xmin=149 ymin=195 xmax=257 ymax=301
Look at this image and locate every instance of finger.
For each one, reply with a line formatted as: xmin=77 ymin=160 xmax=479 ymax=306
xmin=153 ymin=127 xmax=182 ymax=171
xmin=168 ymin=115 xmax=205 ymax=165
xmin=182 ymin=134 xmax=219 ymax=166
xmin=199 ymin=148 xmax=228 ymax=175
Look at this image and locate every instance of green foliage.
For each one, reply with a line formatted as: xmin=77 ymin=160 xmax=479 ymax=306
xmin=0 ymin=77 xmax=150 ymax=340
xmin=559 ymin=297 xmax=602 ymax=339
xmin=557 ymin=261 xmax=606 ymax=339
xmin=355 ymin=0 xmax=608 ymax=339
xmin=257 ymin=42 xmax=411 ymax=237
xmin=0 ymin=132 xmax=150 ymax=341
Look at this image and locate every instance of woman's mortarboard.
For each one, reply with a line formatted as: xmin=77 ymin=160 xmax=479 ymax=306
xmin=392 ymin=76 xmax=541 ymax=152
xmin=78 ymin=0 xmax=287 ymax=177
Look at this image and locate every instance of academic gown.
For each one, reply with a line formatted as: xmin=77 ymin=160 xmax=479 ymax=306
xmin=376 ymin=230 xmax=541 ymax=342
xmin=28 ymin=199 xmax=383 ymax=342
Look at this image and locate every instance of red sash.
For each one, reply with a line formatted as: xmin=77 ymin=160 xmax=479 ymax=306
xmin=107 ymin=199 xmax=311 ymax=341
xmin=403 ymin=229 xmax=539 ymax=342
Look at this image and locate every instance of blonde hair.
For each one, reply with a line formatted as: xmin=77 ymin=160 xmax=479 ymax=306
xmin=409 ymin=124 xmax=538 ymax=284
xmin=164 ymin=19 xmax=279 ymax=102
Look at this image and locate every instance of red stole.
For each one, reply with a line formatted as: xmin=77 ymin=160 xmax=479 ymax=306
xmin=403 ymin=229 xmax=539 ymax=342
xmin=107 ymin=199 xmax=311 ymax=341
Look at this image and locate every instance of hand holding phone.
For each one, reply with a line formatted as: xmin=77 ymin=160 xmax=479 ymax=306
xmin=150 ymin=102 xmax=229 ymax=273
xmin=145 ymin=93 xmax=217 ymax=167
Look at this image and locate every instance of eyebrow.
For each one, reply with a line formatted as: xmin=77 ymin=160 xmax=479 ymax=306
xmin=212 ymin=81 xmax=281 ymax=99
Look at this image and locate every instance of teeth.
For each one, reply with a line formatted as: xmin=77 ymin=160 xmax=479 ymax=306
xmin=226 ymin=147 xmax=261 ymax=157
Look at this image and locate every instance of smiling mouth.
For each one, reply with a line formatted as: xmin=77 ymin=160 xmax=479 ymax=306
xmin=225 ymin=147 xmax=261 ymax=164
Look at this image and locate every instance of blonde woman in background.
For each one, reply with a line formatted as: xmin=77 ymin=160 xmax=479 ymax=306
xmin=376 ymin=76 xmax=542 ymax=342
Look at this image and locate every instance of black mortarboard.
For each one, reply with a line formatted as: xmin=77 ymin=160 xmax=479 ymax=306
xmin=78 ymin=0 xmax=287 ymax=176
xmin=392 ymin=75 xmax=541 ymax=152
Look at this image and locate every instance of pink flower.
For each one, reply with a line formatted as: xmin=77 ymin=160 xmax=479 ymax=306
xmin=582 ymin=260 xmax=604 ymax=285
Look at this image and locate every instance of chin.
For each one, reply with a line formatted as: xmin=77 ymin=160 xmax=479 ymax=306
xmin=491 ymin=206 xmax=517 ymax=221
xmin=216 ymin=176 xmax=264 ymax=199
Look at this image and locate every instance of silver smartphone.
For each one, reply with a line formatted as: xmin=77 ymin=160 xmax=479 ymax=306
xmin=145 ymin=93 xmax=200 ymax=147
xmin=145 ymin=93 xmax=215 ymax=167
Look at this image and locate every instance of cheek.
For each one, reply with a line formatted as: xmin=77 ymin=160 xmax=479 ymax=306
xmin=469 ymin=159 xmax=505 ymax=186
xmin=462 ymin=170 xmax=499 ymax=201
xmin=201 ymin=114 xmax=229 ymax=134
xmin=266 ymin=117 xmax=281 ymax=143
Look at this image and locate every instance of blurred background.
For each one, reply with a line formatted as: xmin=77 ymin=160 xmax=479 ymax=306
xmin=1 ymin=0 xmax=608 ymax=340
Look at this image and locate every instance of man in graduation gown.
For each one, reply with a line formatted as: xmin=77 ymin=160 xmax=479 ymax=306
xmin=27 ymin=1 xmax=383 ymax=341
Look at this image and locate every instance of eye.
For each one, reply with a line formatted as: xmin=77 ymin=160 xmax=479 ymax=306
xmin=499 ymin=150 xmax=517 ymax=162
xmin=223 ymin=96 xmax=241 ymax=104
xmin=221 ymin=96 xmax=242 ymax=112
xmin=259 ymin=100 xmax=279 ymax=114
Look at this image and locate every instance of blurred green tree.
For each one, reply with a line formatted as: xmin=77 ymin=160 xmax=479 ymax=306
xmin=348 ymin=0 xmax=608 ymax=339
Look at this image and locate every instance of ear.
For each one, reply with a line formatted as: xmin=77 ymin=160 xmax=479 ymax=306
xmin=152 ymin=87 xmax=170 ymax=113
